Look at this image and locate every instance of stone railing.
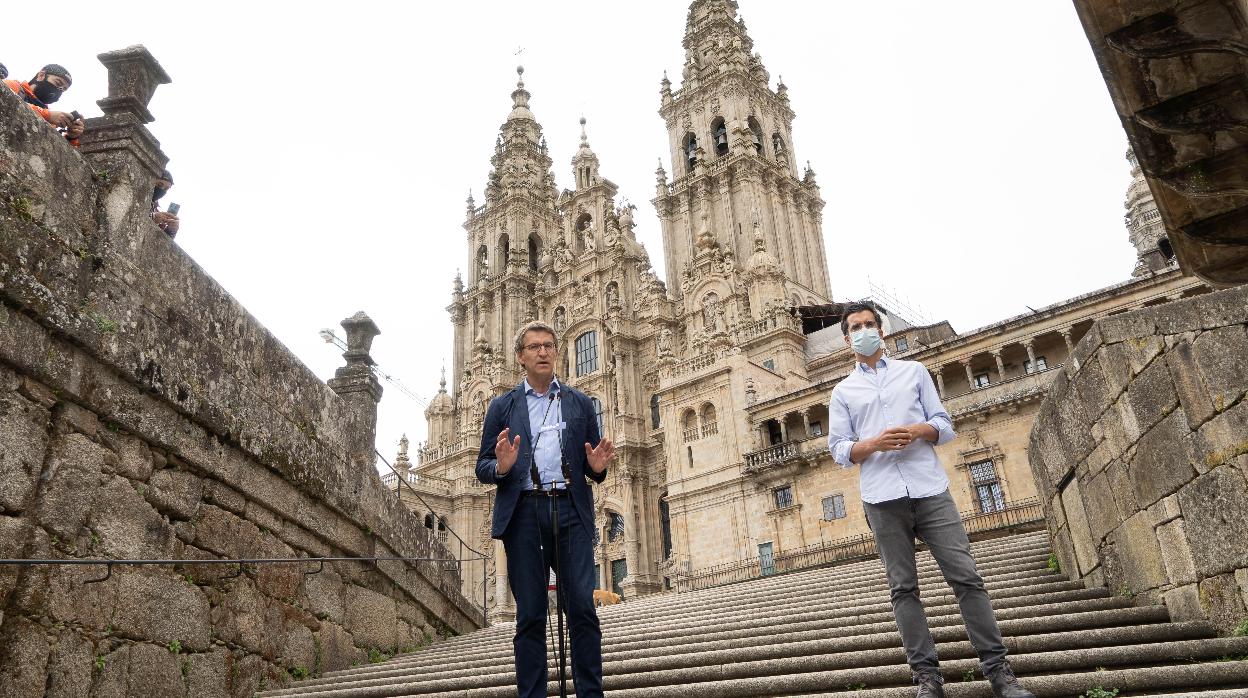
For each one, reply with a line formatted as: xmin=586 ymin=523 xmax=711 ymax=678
xmin=943 ymin=365 xmax=1062 ymax=418
xmin=1029 ymin=285 xmax=1248 ymax=632
xmin=664 ymin=351 xmax=718 ymax=380
xmin=743 ymin=441 xmax=799 ymax=471
xmin=419 ymin=437 xmax=471 ymax=465
xmin=701 ymin=421 xmax=719 ymax=437
xmin=677 ymin=498 xmax=1045 ymax=592
xmin=734 ymin=312 xmax=800 ymax=344
xmin=682 ymin=426 xmax=700 ymax=443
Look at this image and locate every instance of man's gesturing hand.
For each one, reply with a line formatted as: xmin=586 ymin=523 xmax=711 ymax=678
xmin=495 ymin=427 xmax=522 ymax=475
xmin=870 ymin=427 xmax=914 ymax=453
xmin=585 ymin=438 xmax=615 ymax=474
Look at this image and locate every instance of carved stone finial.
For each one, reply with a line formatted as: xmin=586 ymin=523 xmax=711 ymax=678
xmin=439 ymin=365 xmax=448 ymax=393
xmin=95 ymin=45 xmax=172 ymax=124
xmin=340 ymin=311 xmax=381 ymax=366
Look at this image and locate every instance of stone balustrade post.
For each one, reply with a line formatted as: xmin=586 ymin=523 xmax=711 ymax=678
xmin=1023 ymin=340 xmax=1038 ymax=373
xmin=328 ymin=312 xmax=384 ymax=472
xmin=992 ymin=349 xmax=1006 ymax=381
xmin=962 ymin=360 xmax=976 ymax=390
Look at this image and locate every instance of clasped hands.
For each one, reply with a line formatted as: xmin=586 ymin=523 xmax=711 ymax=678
xmin=851 ymin=423 xmax=937 ymax=463
xmin=495 ymin=427 xmax=616 ymax=477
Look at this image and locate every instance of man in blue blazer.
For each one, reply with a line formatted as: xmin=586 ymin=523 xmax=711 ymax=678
xmin=476 ymin=320 xmax=614 ymax=698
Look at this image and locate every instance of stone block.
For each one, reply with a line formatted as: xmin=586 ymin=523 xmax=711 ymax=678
xmin=1193 ymin=284 xmax=1248 ymax=330
xmin=1106 ymin=460 xmax=1139 ymax=518
xmin=1199 ymin=572 xmax=1248 ymax=634
xmin=56 ymin=401 xmax=101 ymax=437
xmin=275 ymin=522 xmax=332 ymax=558
xmin=1193 ymin=399 xmax=1248 ymax=471
xmin=203 ymin=479 xmax=246 ymax=515
xmin=0 ymin=390 xmax=51 ymax=513
xmin=302 ymin=565 xmax=345 ymax=624
xmin=1059 ymin=480 xmax=1098 ymax=578
xmin=256 ymin=560 xmax=303 ymax=602
xmin=227 ymin=653 xmax=280 ymax=698
xmin=1156 ymin=518 xmax=1198 ymax=586
xmin=1125 ymin=355 xmax=1179 ymax=434
xmin=1082 ymin=471 xmax=1122 ymax=545
xmin=44 ymin=629 xmax=94 ymax=698
xmin=1107 ymin=509 xmax=1169 ymax=593
xmin=278 ymin=622 xmax=317 ymax=673
xmin=1164 ymin=583 xmax=1203 ymax=621
xmin=89 ymin=644 xmax=130 ymax=698
xmin=1069 ymin=323 xmax=1104 ymax=371
xmin=210 ymin=578 xmax=269 ymax=656
xmin=1130 ymin=410 xmax=1198 ymax=508
xmin=1191 ymin=324 xmax=1248 ymax=412
xmin=184 ymin=649 xmax=230 ymax=698
xmin=39 ymin=433 xmax=111 ymax=540
xmin=1180 ymin=466 xmax=1248 ymax=577
xmin=244 ymin=500 xmax=284 ymax=535
xmin=43 ymin=565 xmax=116 ymax=630
xmin=314 ymin=622 xmax=364 ymax=673
xmin=89 ymin=475 xmax=178 ymax=560
xmin=111 ymin=433 xmax=156 ymax=481
xmin=125 ymin=642 xmax=184 ymax=698
xmin=145 ymin=468 xmax=203 ymax=520
xmin=1071 ymin=355 xmax=1119 ymax=422
xmin=1098 ymin=307 xmax=1159 ymax=344
xmin=1121 ymin=334 xmax=1165 ymax=376
xmin=0 ymin=616 xmax=51 ymax=698
xmin=193 ymin=503 xmax=265 ymax=559
xmin=1167 ymin=337 xmax=1217 ymax=430
xmin=17 ymin=376 xmax=57 ymax=408
xmin=1237 ymin=568 xmax=1248 ymax=611
xmin=1098 ymin=342 xmax=1135 ymax=395
xmin=111 ymin=567 xmax=212 ymax=651
xmin=342 ymin=584 xmax=400 ymax=652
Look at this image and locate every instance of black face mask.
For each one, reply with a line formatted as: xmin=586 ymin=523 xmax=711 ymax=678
xmin=31 ymin=79 xmax=63 ymax=105
xmin=152 ymin=186 xmax=168 ymax=203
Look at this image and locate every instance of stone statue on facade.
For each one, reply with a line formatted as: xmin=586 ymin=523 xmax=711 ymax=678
xmin=657 ymin=328 xmax=673 ymax=357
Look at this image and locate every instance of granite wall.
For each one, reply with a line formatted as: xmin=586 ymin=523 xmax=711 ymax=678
xmin=1029 ymin=283 xmax=1248 ymax=633
xmin=0 ymin=48 xmax=481 ymax=697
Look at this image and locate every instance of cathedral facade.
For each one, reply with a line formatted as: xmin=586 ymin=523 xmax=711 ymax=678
xmin=395 ymin=0 xmax=1208 ymax=620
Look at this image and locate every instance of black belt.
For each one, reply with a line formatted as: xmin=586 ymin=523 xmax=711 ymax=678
xmin=521 ymin=488 xmax=568 ymax=498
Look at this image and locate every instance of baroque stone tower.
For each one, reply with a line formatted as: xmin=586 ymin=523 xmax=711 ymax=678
xmin=1125 ymin=148 xmax=1175 ymax=277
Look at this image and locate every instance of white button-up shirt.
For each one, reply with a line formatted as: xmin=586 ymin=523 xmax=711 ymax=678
xmin=826 ymin=356 xmax=956 ymax=504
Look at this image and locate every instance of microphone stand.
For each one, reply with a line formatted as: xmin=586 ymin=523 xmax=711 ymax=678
xmin=528 ymin=392 xmax=571 ymax=698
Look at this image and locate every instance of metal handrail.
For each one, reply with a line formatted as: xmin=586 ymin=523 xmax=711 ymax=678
xmin=375 ymin=449 xmax=485 ymax=559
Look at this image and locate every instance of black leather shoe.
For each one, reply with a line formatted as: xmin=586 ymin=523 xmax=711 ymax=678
xmin=915 ymin=673 xmax=946 ymax=698
xmin=986 ymin=663 xmax=1035 ymax=698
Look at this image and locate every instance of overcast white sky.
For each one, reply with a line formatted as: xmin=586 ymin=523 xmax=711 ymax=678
xmin=7 ymin=1 xmax=1134 ymax=463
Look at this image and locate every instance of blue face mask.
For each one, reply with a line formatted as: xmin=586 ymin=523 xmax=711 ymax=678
xmin=850 ymin=327 xmax=882 ymax=356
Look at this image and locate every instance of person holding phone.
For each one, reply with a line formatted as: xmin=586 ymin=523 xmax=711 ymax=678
xmin=151 ymin=169 xmax=180 ymax=237
xmin=3 ymin=63 xmax=84 ymax=146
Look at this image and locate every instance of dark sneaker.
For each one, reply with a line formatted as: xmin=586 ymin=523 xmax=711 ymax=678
xmin=915 ymin=673 xmax=946 ymax=698
xmin=986 ymin=662 xmax=1035 ymax=698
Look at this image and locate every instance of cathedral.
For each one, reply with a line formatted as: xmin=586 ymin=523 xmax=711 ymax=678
xmin=390 ymin=0 xmax=1209 ymax=620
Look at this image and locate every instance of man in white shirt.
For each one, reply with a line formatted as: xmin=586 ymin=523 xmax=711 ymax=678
xmin=827 ymin=303 xmax=1035 ymax=698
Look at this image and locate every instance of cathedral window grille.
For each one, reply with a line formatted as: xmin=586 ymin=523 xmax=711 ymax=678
xmin=684 ymin=132 xmax=699 ymax=173
xmin=575 ymin=331 xmax=599 ymax=376
xmin=591 ymin=396 xmax=605 ymax=433
xmin=969 ymin=460 xmax=1005 ymax=513
xmin=973 ymin=372 xmax=991 ymax=388
xmin=773 ymin=485 xmax=794 ymax=509
xmin=1024 ymin=356 xmax=1048 ymax=374
xmin=821 ymin=494 xmax=846 ymax=521
xmin=607 ymin=512 xmax=625 ymax=542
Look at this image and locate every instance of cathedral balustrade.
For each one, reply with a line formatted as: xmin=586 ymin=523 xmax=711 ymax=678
xmin=941 ymin=364 xmax=1063 ymax=419
xmin=418 ymin=437 xmax=471 ymax=465
xmin=743 ymin=440 xmax=799 ymax=472
xmin=664 ymin=351 xmax=718 ymax=380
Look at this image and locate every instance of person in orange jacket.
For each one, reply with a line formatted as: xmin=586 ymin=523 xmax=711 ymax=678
xmin=4 ymin=64 xmax=84 ymax=146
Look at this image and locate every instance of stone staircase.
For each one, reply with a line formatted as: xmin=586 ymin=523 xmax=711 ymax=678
xmin=258 ymin=532 xmax=1248 ymax=697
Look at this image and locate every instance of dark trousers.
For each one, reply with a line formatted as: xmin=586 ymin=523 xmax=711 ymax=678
xmin=502 ymin=494 xmax=603 ymax=698
xmin=864 ymin=489 xmax=1008 ymax=680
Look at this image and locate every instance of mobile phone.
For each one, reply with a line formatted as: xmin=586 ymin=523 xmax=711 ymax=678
xmin=167 ymin=203 xmax=181 ymax=216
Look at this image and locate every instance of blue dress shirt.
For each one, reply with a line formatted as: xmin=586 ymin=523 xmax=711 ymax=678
xmin=826 ymin=356 xmax=956 ymax=504
xmin=523 ymin=377 xmax=566 ymax=490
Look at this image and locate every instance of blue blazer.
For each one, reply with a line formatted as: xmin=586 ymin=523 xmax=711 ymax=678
xmin=475 ymin=381 xmax=607 ymax=539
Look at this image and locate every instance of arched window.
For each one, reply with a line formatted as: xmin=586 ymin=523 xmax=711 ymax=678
xmin=591 ymin=396 xmax=605 ymax=433
xmin=747 ymin=117 xmax=765 ymax=156
xmin=700 ymin=403 xmax=718 ymax=437
xmin=528 ymin=233 xmax=540 ymax=271
xmin=575 ymin=331 xmax=599 ymax=376
xmin=684 ymin=132 xmax=699 ymax=173
xmin=575 ymin=213 xmax=593 ymax=233
xmin=711 ymin=117 xmax=728 ymax=156
xmin=607 ymin=512 xmax=625 ymax=542
xmin=476 ymin=245 xmax=488 ymax=281
xmin=498 ymin=233 xmax=510 ymax=272
xmin=1159 ymin=238 xmax=1175 ymax=261
xmin=424 ymin=513 xmax=435 ymax=529
xmin=682 ymin=409 xmax=698 ymax=443
xmin=650 ymin=395 xmax=661 ymax=429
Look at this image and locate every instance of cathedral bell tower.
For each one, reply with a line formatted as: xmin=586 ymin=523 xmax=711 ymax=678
xmin=448 ymin=67 xmax=562 ymax=437
xmin=653 ymin=0 xmax=831 ymax=348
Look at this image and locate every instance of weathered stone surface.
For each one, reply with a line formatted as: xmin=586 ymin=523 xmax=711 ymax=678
xmin=126 ymin=642 xmax=184 ymax=698
xmin=202 ymin=479 xmax=246 ymax=515
xmin=1199 ymin=572 xmax=1248 ymax=634
xmin=17 ymin=375 xmax=57 ymax=408
xmin=90 ymin=475 xmax=178 ymax=560
xmin=0 ymin=616 xmax=51 ymax=697
xmin=44 ymin=629 xmax=94 ymax=698
xmin=1060 ymin=480 xmax=1097 ymax=578
xmin=1155 ymin=517 xmax=1197 ymax=586
xmin=1237 ymin=568 xmax=1248 ymax=611
xmin=1098 ymin=307 xmax=1158 ymax=344
xmin=343 ymin=584 xmax=401 ymax=651
xmin=90 ymin=644 xmax=130 ymax=698
xmin=1167 ymin=337 xmax=1218 ymax=430
xmin=1193 ymin=396 xmax=1248 ymax=471
xmin=1164 ymin=583 xmax=1203 ymax=621
xmin=211 ymin=578 xmax=269 ymax=656
xmin=0 ymin=389 xmax=49 ymax=513
xmin=244 ymin=500 xmax=284 ymax=535
xmin=1105 ymin=460 xmax=1138 ymax=519
xmin=1191 ymin=325 xmax=1248 ymax=410
xmin=193 ymin=503 xmax=266 ymax=559
xmin=229 ymin=653 xmax=279 ymax=698
xmin=185 ymin=649 xmax=231 ymax=698
xmin=1180 ymin=466 xmax=1248 ymax=577
xmin=1105 ymin=510 xmax=1169 ymax=594
xmin=108 ymin=433 xmax=157 ymax=481
xmin=0 ymin=516 xmax=32 ymax=603
xmin=145 ymin=468 xmax=203 ymax=520
xmin=1081 ymin=471 xmax=1122 ymax=545
xmin=1125 ymin=355 xmax=1179 ymax=435
xmin=38 ymin=432 xmax=111 ymax=540
xmin=303 ymin=566 xmax=346 ymax=623
xmin=315 ymin=622 xmax=364 ymax=673
xmin=1130 ymin=410 xmax=1197 ymax=508
xmin=111 ymin=567 xmax=212 ymax=651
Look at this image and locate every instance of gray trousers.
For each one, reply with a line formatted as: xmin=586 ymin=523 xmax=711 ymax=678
xmin=863 ymin=489 xmax=1008 ymax=680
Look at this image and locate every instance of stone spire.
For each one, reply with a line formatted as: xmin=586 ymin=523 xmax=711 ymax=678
xmin=572 ymin=116 xmax=600 ymax=190
xmin=1125 ymin=148 xmax=1173 ymax=276
xmin=484 ymin=66 xmax=556 ymax=205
